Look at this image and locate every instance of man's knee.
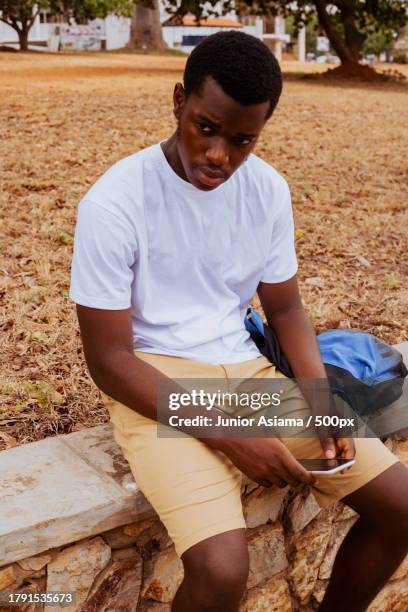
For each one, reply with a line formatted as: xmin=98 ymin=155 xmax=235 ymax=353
xmin=181 ymin=529 xmax=249 ymax=604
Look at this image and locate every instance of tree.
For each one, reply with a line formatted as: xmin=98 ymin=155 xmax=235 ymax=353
xmin=0 ymin=0 xmax=133 ymax=51
xmin=165 ymin=0 xmax=408 ymax=76
xmin=281 ymin=0 xmax=408 ymax=73
xmin=128 ymin=0 xmax=166 ymax=51
xmin=0 ymin=1 xmax=48 ymax=51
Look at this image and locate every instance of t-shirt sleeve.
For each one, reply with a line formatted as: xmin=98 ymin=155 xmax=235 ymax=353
xmin=69 ymin=199 xmax=137 ymax=309
xmin=260 ymin=179 xmax=298 ymax=283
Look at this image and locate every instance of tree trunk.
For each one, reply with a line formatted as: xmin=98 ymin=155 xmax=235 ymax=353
xmin=340 ymin=2 xmax=366 ymax=64
xmin=312 ymin=0 xmax=375 ymax=78
xmin=17 ymin=24 xmax=29 ymax=51
xmin=128 ymin=1 xmax=166 ymax=51
xmin=313 ymin=0 xmax=354 ymax=64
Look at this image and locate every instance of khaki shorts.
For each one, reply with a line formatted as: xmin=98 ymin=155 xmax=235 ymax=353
xmin=104 ymin=352 xmax=399 ymax=557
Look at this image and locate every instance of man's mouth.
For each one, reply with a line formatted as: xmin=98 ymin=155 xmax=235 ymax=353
xmin=196 ymin=167 xmax=227 ymax=188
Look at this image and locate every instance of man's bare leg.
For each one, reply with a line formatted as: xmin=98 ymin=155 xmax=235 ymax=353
xmin=319 ymin=461 xmax=408 ymax=611
xmin=172 ymin=529 xmax=249 ymax=612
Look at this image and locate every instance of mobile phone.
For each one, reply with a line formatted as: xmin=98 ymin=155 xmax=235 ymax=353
xmin=299 ymin=458 xmax=356 ymax=475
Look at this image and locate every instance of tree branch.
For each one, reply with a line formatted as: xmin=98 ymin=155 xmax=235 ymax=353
xmin=28 ymin=9 xmax=40 ymax=29
xmin=10 ymin=15 xmax=23 ymax=34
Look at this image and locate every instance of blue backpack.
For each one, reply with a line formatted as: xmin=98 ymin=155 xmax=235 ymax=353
xmin=245 ymin=308 xmax=407 ymax=416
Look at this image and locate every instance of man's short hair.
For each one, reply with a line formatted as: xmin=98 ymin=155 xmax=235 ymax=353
xmin=183 ymin=31 xmax=282 ymax=118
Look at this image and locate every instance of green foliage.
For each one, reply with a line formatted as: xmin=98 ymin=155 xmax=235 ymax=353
xmin=49 ymin=0 xmax=133 ymax=22
xmin=363 ymin=29 xmax=393 ymax=55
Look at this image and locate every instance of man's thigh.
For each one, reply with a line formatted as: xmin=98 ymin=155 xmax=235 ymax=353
xmin=104 ymin=351 xmax=246 ymax=558
xmin=106 ymin=399 xmax=245 ymax=557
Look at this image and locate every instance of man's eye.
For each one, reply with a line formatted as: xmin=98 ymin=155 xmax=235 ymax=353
xmin=235 ymin=137 xmax=254 ymax=146
xmin=197 ymin=122 xmax=213 ymax=134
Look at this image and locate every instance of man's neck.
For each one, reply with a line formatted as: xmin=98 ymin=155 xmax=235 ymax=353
xmin=160 ymin=132 xmax=189 ymax=183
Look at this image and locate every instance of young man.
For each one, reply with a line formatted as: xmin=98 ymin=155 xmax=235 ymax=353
xmin=70 ymin=32 xmax=408 ymax=611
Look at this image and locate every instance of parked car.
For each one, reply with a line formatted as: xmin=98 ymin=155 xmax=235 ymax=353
xmin=327 ymin=55 xmax=340 ymax=64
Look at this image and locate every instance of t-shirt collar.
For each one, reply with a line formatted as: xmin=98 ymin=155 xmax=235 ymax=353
xmin=155 ymin=142 xmax=227 ymax=199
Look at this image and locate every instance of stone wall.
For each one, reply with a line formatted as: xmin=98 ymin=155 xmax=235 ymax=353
xmin=1 ymin=439 xmax=407 ymax=611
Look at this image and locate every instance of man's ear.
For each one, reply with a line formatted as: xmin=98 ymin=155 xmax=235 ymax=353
xmin=173 ymin=82 xmax=185 ymax=122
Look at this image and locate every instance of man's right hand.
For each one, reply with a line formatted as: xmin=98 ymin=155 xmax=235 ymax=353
xmin=208 ymin=437 xmax=317 ymax=489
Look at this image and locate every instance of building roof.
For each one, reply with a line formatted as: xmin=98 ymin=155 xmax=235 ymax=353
xmin=162 ymin=16 xmax=242 ymax=29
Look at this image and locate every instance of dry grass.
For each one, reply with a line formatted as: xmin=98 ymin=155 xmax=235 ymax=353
xmin=1 ymin=53 xmax=407 ymax=450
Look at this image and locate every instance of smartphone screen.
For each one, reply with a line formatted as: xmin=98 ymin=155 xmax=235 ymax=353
xmin=299 ymin=458 xmax=355 ymax=473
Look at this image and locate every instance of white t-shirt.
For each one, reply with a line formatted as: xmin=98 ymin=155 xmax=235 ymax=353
xmin=69 ymin=143 xmax=298 ymax=365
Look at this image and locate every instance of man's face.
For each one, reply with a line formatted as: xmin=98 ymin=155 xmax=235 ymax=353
xmin=173 ymin=76 xmax=270 ymax=191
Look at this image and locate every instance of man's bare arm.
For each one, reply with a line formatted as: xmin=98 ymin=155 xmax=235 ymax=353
xmin=77 ymin=304 xmax=172 ymax=422
xmin=257 ymin=276 xmax=355 ymax=462
xmin=76 ymin=304 xmax=316 ymax=488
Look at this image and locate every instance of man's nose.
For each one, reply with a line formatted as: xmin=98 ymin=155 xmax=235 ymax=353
xmin=205 ymin=139 xmax=230 ymax=166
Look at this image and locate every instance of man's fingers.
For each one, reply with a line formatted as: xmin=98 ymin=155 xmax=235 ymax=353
xmin=280 ymin=465 xmax=308 ymax=488
xmin=336 ymin=439 xmax=356 ymax=460
xmin=320 ymin=437 xmax=337 ymax=459
xmin=282 ymin=455 xmax=316 ymax=485
xmin=273 ymin=477 xmax=288 ymax=489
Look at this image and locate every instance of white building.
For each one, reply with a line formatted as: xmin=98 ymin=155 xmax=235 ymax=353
xmin=161 ymin=15 xmax=259 ymax=53
xmin=161 ymin=14 xmax=290 ymax=60
xmin=0 ymin=10 xmax=130 ymax=52
xmin=0 ymin=4 xmax=304 ymax=60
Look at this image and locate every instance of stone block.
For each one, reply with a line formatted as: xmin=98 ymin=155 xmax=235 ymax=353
xmin=0 ymin=577 xmax=46 ymax=612
xmin=240 ymin=571 xmax=292 ymax=611
xmin=0 ymin=564 xmax=45 ymax=592
xmin=81 ymin=547 xmax=142 ymax=612
xmin=0 ymin=565 xmax=20 ymax=591
xmin=247 ymin=523 xmax=288 ymax=589
xmin=391 ymin=553 xmax=408 ymax=582
xmin=311 ymin=578 xmax=328 ymax=605
xmin=136 ymin=521 xmax=173 ymax=559
xmin=59 ymin=424 xmax=150 ymax=501
xmin=46 ymin=536 xmax=111 ymax=611
xmin=0 ymin=432 xmax=152 ymax=567
xmin=368 ymin=576 xmax=408 ymax=611
xmin=287 ymin=491 xmax=322 ymax=533
xmin=101 ymin=518 xmax=157 ymax=550
xmin=16 ymin=553 xmax=52 ymax=572
xmin=243 ymin=485 xmax=288 ymax=528
xmin=141 ymin=548 xmax=183 ymax=604
xmin=288 ymin=506 xmax=335 ymax=605
xmin=334 ymin=502 xmax=358 ymax=522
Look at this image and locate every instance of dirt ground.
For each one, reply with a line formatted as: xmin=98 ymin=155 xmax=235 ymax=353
xmin=0 ymin=52 xmax=407 ymax=449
